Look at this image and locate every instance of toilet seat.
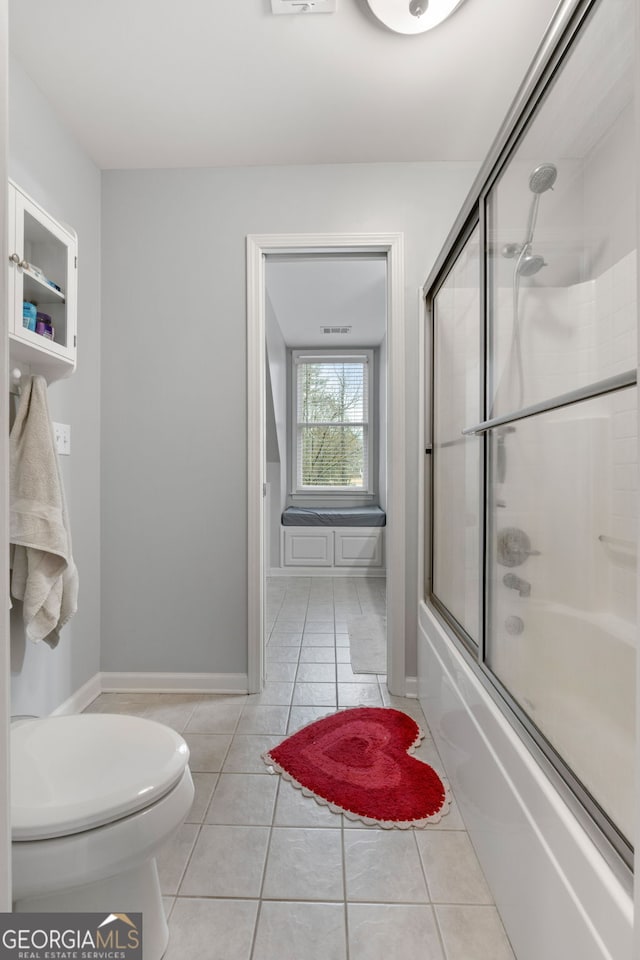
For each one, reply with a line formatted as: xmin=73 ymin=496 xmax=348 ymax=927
xmin=12 ymin=714 xmax=190 ymax=840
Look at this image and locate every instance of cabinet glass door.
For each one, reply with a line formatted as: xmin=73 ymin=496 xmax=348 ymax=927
xmin=9 ymin=184 xmax=77 ymax=368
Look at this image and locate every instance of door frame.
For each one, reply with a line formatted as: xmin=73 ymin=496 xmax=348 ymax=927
xmin=246 ymin=232 xmax=406 ymax=695
xmin=0 ymin=0 xmax=11 ymax=908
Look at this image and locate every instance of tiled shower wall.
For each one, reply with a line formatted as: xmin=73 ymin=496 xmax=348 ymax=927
xmin=570 ymin=248 xmax=637 ymax=623
xmin=495 ymin=247 xmax=638 ymax=624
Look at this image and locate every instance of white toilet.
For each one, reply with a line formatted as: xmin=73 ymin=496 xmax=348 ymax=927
xmin=11 ymin=713 xmax=194 ymax=960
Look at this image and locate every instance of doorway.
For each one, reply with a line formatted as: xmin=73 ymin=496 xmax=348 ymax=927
xmin=246 ymin=233 xmax=406 ymax=696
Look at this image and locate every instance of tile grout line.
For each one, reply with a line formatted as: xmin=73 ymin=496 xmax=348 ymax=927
xmin=246 ymin=774 xmax=283 ymax=960
xmin=172 ymin=702 xmax=245 ymax=902
xmin=411 ymin=828 xmax=451 ymax=960
xmin=431 ymin=904 xmax=451 ymax=960
xmin=331 ymin=577 xmax=351 ymax=960
xmin=194 ymin=702 xmax=245 ymax=822
xmin=341 ymin=808 xmax=350 ymax=960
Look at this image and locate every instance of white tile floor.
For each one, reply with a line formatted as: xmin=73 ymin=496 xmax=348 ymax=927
xmin=86 ymin=577 xmax=516 ymax=960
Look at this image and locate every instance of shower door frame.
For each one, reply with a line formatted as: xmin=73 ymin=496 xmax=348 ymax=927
xmin=422 ymin=0 xmax=638 ymax=874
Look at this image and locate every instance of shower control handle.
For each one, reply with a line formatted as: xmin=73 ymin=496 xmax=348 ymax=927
xmin=497 ymin=527 xmax=540 ymax=567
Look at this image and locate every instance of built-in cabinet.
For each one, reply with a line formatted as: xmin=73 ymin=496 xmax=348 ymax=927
xmin=282 ymin=526 xmax=384 ymax=570
xmin=8 ymin=180 xmax=77 ymax=382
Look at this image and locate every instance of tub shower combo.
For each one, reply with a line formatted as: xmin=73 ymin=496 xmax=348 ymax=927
xmin=420 ymin=1 xmax=636 ymax=959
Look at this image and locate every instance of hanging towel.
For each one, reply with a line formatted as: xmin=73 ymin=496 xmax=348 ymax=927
xmin=9 ymin=375 xmax=78 ymax=647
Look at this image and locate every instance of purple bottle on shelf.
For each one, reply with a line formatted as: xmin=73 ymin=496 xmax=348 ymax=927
xmin=35 ymin=312 xmax=54 ymax=339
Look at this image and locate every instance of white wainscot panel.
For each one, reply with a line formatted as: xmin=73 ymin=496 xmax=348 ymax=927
xmin=283 ymin=527 xmax=333 ymax=566
xmin=334 ymin=528 xmax=383 ymax=567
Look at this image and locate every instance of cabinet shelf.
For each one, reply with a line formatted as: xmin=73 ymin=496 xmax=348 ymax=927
xmin=22 ymin=267 xmax=66 ymax=306
xmin=8 ymin=180 xmax=77 ymax=383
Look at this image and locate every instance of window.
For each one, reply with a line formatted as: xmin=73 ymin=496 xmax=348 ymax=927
xmin=292 ymin=350 xmax=373 ymax=493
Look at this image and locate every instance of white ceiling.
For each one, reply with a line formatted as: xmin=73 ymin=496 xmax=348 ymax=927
xmin=9 ymin=0 xmax=561 ymax=170
xmin=266 ymin=256 xmax=387 ymax=347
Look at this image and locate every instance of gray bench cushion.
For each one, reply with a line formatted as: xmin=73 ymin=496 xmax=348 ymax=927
xmin=281 ymin=505 xmax=386 ymax=527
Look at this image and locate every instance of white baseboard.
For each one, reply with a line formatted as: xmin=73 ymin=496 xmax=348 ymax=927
xmin=269 ymin=567 xmax=386 ymax=578
xmin=99 ymin=672 xmax=249 ymax=694
xmin=404 ymin=676 xmax=418 ymax=698
xmin=50 ymin=673 xmax=102 ymax=716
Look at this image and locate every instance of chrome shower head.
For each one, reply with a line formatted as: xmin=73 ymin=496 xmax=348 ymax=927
xmin=529 ymin=163 xmax=557 ymax=195
xmin=517 ymin=252 xmax=547 ymax=276
xmin=522 ymin=163 xmax=558 ymax=247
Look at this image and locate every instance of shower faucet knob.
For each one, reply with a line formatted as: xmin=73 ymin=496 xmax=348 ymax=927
xmin=497 ymin=527 xmax=539 ymax=567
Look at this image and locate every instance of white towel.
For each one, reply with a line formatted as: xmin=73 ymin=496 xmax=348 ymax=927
xmin=9 ymin=375 xmax=78 ymax=647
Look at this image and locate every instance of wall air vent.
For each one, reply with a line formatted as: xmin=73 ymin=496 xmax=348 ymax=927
xmin=321 ymin=325 xmax=352 ymax=335
xmin=271 ymin=0 xmax=336 ymax=14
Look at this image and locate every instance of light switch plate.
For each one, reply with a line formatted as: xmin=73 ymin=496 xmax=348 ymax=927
xmin=52 ymin=421 xmax=71 ymax=456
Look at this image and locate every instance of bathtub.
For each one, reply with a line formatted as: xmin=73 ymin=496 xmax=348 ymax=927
xmin=490 ymin=602 xmax=635 ymax=845
xmin=418 ymin=600 xmax=634 ymax=960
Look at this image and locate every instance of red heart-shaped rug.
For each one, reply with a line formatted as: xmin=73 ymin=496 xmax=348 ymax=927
xmin=263 ymin=706 xmax=449 ymax=828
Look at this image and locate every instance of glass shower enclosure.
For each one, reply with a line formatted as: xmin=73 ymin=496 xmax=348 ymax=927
xmin=427 ymin=0 xmax=636 ymax=869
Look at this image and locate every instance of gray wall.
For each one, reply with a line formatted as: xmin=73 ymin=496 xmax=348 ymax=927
xmin=9 ymin=59 xmax=101 ymax=715
xmin=101 ymin=161 xmax=477 ymax=677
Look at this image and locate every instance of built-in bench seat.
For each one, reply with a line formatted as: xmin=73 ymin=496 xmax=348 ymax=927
xmin=281 ymin=505 xmax=386 ymax=527
xmin=279 ymin=505 xmax=386 ymax=574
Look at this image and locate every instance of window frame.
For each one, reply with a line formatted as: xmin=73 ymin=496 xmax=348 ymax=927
xmin=290 ymin=348 xmax=375 ymax=497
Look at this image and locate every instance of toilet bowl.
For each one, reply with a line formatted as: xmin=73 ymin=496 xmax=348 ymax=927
xmin=11 ymin=713 xmax=194 ymax=960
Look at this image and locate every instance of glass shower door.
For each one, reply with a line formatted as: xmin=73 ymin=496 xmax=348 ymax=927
xmin=432 ymin=226 xmax=482 ymax=645
xmin=484 ymin=0 xmax=637 ymax=850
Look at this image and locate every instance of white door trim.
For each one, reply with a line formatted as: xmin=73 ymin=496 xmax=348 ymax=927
xmin=246 ymin=232 xmax=406 ymax=695
xmin=0 ymin=0 xmax=11 ymax=909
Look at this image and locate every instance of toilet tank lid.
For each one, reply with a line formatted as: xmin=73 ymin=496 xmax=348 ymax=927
xmin=11 ymin=714 xmax=190 ymax=841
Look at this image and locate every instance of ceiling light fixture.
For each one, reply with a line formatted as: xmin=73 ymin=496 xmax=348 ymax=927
xmin=365 ymin=0 xmax=466 ymax=34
